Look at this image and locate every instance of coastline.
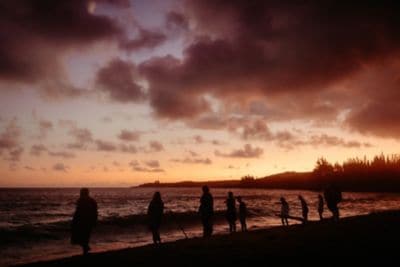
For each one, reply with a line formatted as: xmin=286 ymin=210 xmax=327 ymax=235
xmin=18 ymin=210 xmax=400 ymax=267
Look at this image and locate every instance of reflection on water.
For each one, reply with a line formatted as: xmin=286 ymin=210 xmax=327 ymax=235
xmin=0 ymin=188 xmax=399 ymax=266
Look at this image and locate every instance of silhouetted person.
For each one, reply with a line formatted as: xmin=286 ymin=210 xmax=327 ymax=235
xmin=298 ymin=195 xmax=309 ymax=224
xmin=199 ymin=185 xmax=214 ymax=237
xmin=71 ymin=188 xmax=98 ymax=255
xmin=237 ymin=196 xmax=247 ymax=232
xmin=318 ymin=194 xmax=324 ymax=221
xmin=324 ymin=185 xmax=342 ymax=222
xmin=147 ymin=191 xmax=164 ymax=244
xmin=225 ymin=192 xmax=237 ymax=233
xmin=280 ymin=197 xmax=289 ymax=226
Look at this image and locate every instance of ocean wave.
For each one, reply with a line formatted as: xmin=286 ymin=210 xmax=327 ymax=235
xmin=0 ymin=209 xmax=263 ymax=245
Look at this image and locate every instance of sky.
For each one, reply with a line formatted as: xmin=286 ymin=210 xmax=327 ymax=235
xmin=0 ymin=0 xmax=400 ymax=187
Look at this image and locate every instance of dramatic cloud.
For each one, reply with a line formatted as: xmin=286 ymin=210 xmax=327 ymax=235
xmin=344 ymin=62 xmax=400 ymax=138
xmin=215 ymin=144 xmax=263 ymax=158
xmin=96 ymin=59 xmax=145 ymax=102
xmin=166 ymin=11 xmax=189 ymax=31
xmin=117 ymin=129 xmax=141 ymax=142
xmin=53 ymin=162 xmax=69 ymax=172
xmin=241 ymin=120 xmax=273 ymax=140
xmin=0 ymin=0 xmax=122 ymax=96
xmin=134 ymin=0 xmax=400 ymax=139
xmin=119 ymin=29 xmax=166 ymax=51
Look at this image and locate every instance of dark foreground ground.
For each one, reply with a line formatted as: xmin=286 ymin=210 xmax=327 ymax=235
xmin=20 ymin=211 xmax=400 ymax=267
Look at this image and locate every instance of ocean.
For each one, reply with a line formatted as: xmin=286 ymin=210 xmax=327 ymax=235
xmin=1 ymin=187 xmax=399 ymax=266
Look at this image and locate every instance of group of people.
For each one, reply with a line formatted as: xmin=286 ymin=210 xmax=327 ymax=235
xmin=71 ymin=185 xmax=342 ymax=255
xmin=280 ymin=185 xmax=342 ymax=226
xmin=199 ymin=186 xmax=248 ymax=237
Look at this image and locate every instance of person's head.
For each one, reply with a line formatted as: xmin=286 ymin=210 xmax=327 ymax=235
xmin=280 ymin=197 xmax=285 ymax=202
xmin=80 ymin=188 xmax=89 ymax=198
xmin=153 ymin=191 xmax=161 ymax=201
xmin=237 ymin=196 xmax=242 ymax=202
xmin=202 ymin=185 xmax=209 ymax=193
xmin=298 ymin=195 xmax=303 ymax=200
xmin=228 ymin=191 xmax=234 ymax=198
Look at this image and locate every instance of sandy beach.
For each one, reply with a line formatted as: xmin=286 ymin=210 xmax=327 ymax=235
xmin=18 ymin=210 xmax=400 ymax=267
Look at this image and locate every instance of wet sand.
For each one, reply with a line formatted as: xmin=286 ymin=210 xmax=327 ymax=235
xmin=19 ymin=210 xmax=400 ymax=266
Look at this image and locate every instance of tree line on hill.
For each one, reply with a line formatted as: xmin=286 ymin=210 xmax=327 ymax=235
xmin=138 ymin=153 xmax=400 ymax=192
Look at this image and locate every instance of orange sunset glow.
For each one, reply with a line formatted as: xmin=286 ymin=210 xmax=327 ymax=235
xmin=1 ymin=0 xmax=400 ymax=187
xmin=2 ymin=2 xmax=400 ymax=267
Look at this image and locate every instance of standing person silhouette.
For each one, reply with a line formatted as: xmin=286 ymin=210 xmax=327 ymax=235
xmin=237 ymin=196 xmax=247 ymax=232
xmin=324 ymin=184 xmax=342 ymax=222
xmin=147 ymin=192 xmax=164 ymax=244
xmin=225 ymin=192 xmax=237 ymax=233
xmin=298 ymin=195 xmax=309 ymax=224
xmin=199 ymin=185 xmax=214 ymax=237
xmin=318 ymin=194 xmax=324 ymax=221
xmin=71 ymin=188 xmax=98 ymax=255
xmin=280 ymin=197 xmax=289 ymax=226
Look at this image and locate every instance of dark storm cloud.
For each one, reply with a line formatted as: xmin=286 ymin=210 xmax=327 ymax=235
xmin=136 ymin=0 xmax=400 ymax=138
xmin=0 ymin=0 xmax=121 ymax=88
xmin=343 ymin=62 xmax=400 ymax=138
xmin=96 ymin=58 xmax=145 ymax=102
xmin=215 ymin=144 xmax=263 ymax=158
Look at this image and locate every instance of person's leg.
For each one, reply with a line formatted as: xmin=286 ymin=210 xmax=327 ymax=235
xmin=156 ymin=229 xmax=161 ymax=243
xmin=334 ymin=208 xmax=339 ymax=222
xmin=82 ymin=243 xmax=90 ymax=255
xmin=202 ymin=220 xmax=207 ymax=237
xmin=152 ymin=229 xmax=157 ymax=244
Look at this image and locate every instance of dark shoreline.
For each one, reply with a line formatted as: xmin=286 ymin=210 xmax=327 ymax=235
xmin=18 ymin=210 xmax=400 ymax=267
